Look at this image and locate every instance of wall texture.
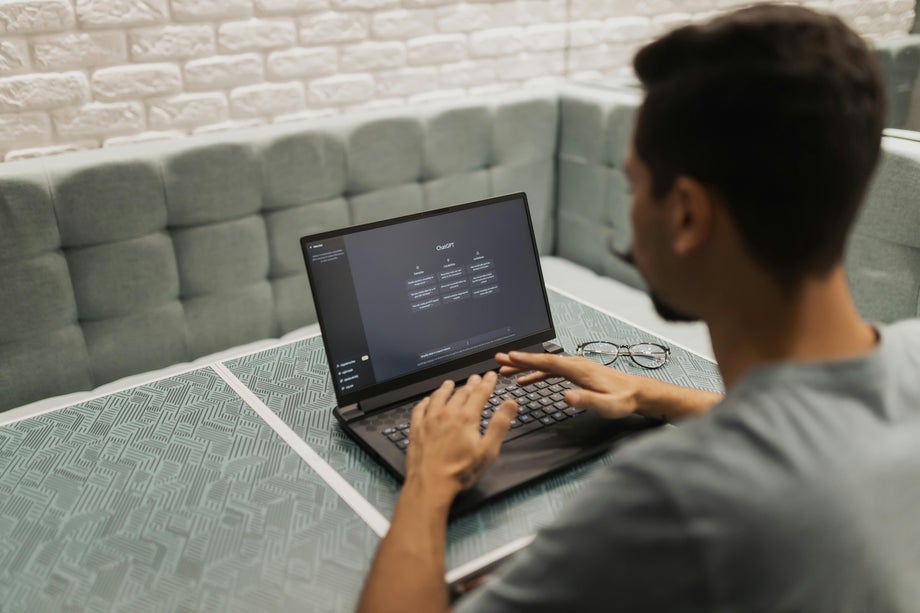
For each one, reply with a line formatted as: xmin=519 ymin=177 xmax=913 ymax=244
xmin=0 ymin=0 xmax=915 ymax=161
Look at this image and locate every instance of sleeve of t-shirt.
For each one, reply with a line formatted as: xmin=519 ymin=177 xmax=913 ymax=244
xmin=453 ymin=461 xmax=712 ymax=613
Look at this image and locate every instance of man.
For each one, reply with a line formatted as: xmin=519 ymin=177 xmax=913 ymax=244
xmin=358 ymin=4 xmax=920 ymax=611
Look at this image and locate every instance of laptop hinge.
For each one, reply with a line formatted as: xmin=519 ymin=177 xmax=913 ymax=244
xmin=543 ymin=340 xmax=564 ymax=354
xmin=338 ymin=403 xmax=365 ymax=423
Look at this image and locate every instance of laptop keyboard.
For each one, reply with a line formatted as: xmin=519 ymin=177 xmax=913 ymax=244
xmin=383 ymin=376 xmax=585 ymax=454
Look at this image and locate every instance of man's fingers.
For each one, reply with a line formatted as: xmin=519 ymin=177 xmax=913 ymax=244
xmin=410 ymin=396 xmax=430 ymax=431
xmin=429 ymin=379 xmax=455 ymax=410
xmin=480 ymin=400 xmax=516 ymax=457
xmin=464 ymin=371 xmax=498 ymax=415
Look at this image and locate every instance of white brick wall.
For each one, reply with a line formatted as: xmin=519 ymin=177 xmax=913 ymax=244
xmin=0 ymin=0 xmax=914 ymax=160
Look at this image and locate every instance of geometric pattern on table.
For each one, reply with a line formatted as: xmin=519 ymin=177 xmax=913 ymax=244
xmin=0 ymin=367 xmax=377 ymax=613
xmin=223 ymin=289 xmax=724 ymax=570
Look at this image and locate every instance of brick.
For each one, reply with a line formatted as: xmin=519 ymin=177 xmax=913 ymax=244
xmin=491 ymin=0 xmax=565 ymax=26
xmin=409 ymin=89 xmax=464 ymax=105
xmin=376 ymin=67 xmax=438 ymax=97
xmin=407 ymin=35 xmax=467 ymax=66
xmin=75 ymin=0 xmax=168 ymax=29
xmin=92 ymin=64 xmax=181 ymax=101
xmin=0 ymin=0 xmax=74 ymax=35
xmin=340 ymin=42 xmax=406 ymax=72
xmin=185 ymin=54 xmax=265 ymax=90
xmin=345 ymin=98 xmax=404 ymax=113
xmin=308 ymin=74 xmax=374 ymax=105
xmin=230 ymin=82 xmax=306 ymax=118
xmin=0 ymin=72 xmax=89 ymax=113
xmin=469 ymin=82 xmax=517 ymax=97
xmin=568 ymin=44 xmax=614 ymax=72
xmin=522 ymin=24 xmax=567 ymax=52
xmin=299 ymin=12 xmax=368 ymax=44
xmin=0 ymin=112 xmax=51 ymax=147
xmin=32 ymin=32 xmax=127 ymax=70
xmin=494 ymin=51 xmax=564 ymax=80
xmin=470 ymin=28 xmax=524 ymax=58
xmin=436 ymin=4 xmax=493 ymax=33
xmin=130 ymin=25 xmax=216 ymax=61
xmin=172 ymin=0 xmax=252 ymax=22
xmin=266 ymin=47 xmax=337 ymax=80
xmin=372 ymin=10 xmax=436 ymax=39
xmin=103 ymin=130 xmax=184 ymax=147
xmin=219 ymin=19 xmax=297 ymax=53
xmin=273 ymin=108 xmax=338 ymax=123
xmin=5 ymin=141 xmax=97 ymax=162
xmin=194 ymin=119 xmax=265 ymax=134
xmin=53 ymin=101 xmax=146 ymax=137
xmin=255 ymin=0 xmax=330 ymax=14
xmin=0 ymin=40 xmax=29 ymax=75
xmin=653 ymin=13 xmax=692 ymax=33
xmin=603 ymin=17 xmax=652 ymax=44
xmin=331 ymin=0 xmax=398 ymax=9
xmin=148 ymin=93 xmax=229 ymax=129
xmin=401 ymin=0 xmax=453 ymax=8
xmin=570 ymin=20 xmax=605 ymax=48
xmin=439 ymin=60 xmax=496 ymax=88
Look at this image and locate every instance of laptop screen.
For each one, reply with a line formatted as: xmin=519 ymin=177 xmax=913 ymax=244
xmin=301 ymin=193 xmax=554 ymax=405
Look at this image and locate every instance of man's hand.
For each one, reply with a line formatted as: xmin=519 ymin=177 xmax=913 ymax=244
xmin=495 ymin=350 xmax=722 ymax=422
xmin=405 ymin=372 xmax=519 ymax=502
xmin=357 ymin=372 xmax=518 ymax=613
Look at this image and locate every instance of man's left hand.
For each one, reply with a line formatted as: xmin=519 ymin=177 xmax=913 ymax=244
xmin=406 ymin=371 xmax=518 ymax=502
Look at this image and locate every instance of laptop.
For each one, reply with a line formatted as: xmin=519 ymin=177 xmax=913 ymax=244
xmin=300 ymin=192 xmax=658 ymax=516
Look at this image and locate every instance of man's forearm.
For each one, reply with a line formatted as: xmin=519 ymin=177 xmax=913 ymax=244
xmin=357 ymin=478 xmax=455 ymax=613
xmin=635 ymin=380 xmax=723 ymax=422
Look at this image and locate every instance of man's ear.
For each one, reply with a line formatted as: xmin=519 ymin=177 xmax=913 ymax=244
xmin=669 ymin=176 xmax=714 ymax=257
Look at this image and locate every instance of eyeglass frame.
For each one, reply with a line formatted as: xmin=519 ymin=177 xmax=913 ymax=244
xmin=574 ymin=340 xmax=672 ymax=369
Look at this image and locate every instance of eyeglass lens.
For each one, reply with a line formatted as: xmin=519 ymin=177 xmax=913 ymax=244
xmin=579 ymin=341 xmax=668 ymax=369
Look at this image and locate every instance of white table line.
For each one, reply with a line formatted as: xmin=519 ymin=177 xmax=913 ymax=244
xmin=211 ymin=362 xmax=391 ymax=538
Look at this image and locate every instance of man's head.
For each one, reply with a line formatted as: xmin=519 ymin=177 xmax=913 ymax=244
xmin=625 ymin=4 xmax=885 ymax=321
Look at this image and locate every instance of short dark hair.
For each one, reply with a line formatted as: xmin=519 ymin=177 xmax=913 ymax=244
xmin=632 ymin=4 xmax=885 ymax=286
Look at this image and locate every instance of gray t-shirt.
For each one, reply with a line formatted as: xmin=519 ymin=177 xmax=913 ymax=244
xmin=457 ymin=319 xmax=920 ymax=612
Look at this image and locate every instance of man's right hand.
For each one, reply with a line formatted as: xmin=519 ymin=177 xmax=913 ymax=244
xmin=495 ymin=351 xmax=723 ymax=422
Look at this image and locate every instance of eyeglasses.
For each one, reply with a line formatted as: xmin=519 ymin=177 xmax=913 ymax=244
xmin=575 ymin=341 xmax=671 ymax=369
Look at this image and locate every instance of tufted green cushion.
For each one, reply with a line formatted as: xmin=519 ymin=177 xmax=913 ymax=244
xmin=846 ymin=135 xmax=920 ymax=322
xmin=556 ymin=87 xmax=644 ymax=289
xmin=67 ymin=233 xmax=179 ymax=321
xmin=163 ymin=142 xmax=262 ymax=227
xmin=52 ymin=153 xmax=166 ymax=248
xmin=0 ymin=165 xmax=59 ymax=260
xmin=259 ymin=130 xmax=347 ymax=210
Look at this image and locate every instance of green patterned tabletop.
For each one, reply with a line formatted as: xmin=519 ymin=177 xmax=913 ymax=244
xmin=0 ymin=368 xmax=377 ymax=613
xmin=222 ymin=289 xmax=725 ymax=571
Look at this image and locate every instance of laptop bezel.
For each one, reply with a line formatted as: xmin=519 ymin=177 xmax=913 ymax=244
xmin=300 ymin=192 xmax=556 ymax=409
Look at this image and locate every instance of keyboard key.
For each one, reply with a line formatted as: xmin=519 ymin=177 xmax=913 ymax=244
xmin=539 ymin=397 xmax=554 ymax=407
xmin=526 ymin=392 xmax=541 ymax=402
xmin=564 ymin=407 xmax=585 ymax=416
xmin=509 ymin=418 xmax=521 ymax=428
xmin=540 ymin=416 xmax=555 ymax=425
xmin=527 ymin=400 xmax=542 ymax=411
xmin=538 ymin=388 xmax=554 ymax=397
xmin=481 ymin=419 xmax=490 ymax=428
xmin=551 ymin=411 xmax=567 ymax=421
xmin=549 ymin=384 xmax=564 ymax=393
xmin=396 ymin=422 xmax=409 ymax=430
xmin=482 ymin=408 xmax=493 ymax=418
xmin=397 ymin=439 xmax=410 ymax=449
xmin=547 ymin=377 xmax=564 ymax=385
xmin=531 ymin=409 xmax=547 ymax=419
xmin=511 ymin=388 xmax=527 ymax=398
xmin=534 ymin=381 xmax=549 ymax=389
xmin=489 ymin=397 xmax=502 ymax=406
xmin=383 ymin=427 xmax=396 ymax=435
xmin=519 ymin=414 xmax=534 ymax=423
xmin=387 ymin=431 xmax=403 ymax=441
xmin=517 ymin=405 xmax=529 ymax=415
xmin=553 ymin=401 xmax=568 ymax=411
xmin=522 ymin=384 xmax=538 ymax=393
xmin=550 ymin=392 xmax=564 ymax=402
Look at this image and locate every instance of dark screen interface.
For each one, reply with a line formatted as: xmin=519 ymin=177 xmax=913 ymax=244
xmin=305 ymin=197 xmax=550 ymax=398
